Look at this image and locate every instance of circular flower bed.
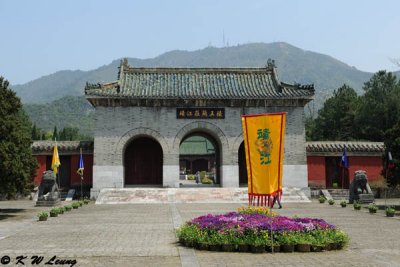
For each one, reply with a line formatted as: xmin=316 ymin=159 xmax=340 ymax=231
xmin=177 ymin=207 xmax=349 ymax=253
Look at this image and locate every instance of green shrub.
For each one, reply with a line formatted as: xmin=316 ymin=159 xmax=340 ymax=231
xmin=386 ymin=207 xmax=396 ymax=216
xmin=340 ymin=201 xmax=347 ymax=207
xmin=187 ymin=175 xmax=196 ymax=180
xmin=201 ymin=177 xmax=213 ymax=184
xmin=275 ymin=231 xmax=297 ymax=245
xmin=328 ymin=199 xmax=335 ymax=205
xmin=49 ymin=208 xmax=59 ymax=217
xmin=37 ymin=211 xmax=48 ymax=219
xmin=368 ymin=203 xmax=378 ymax=213
xmin=353 ymin=202 xmax=361 ymax=210
xmin=319 ymin=196 xmax=326 ymax=203
xmin=64 ymin=205 xmax=72 ymax=211
xmin=72 ymin=202 xmax=80 ymax=209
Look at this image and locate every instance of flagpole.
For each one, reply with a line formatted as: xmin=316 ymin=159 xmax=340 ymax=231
xmin=56 ymin=138 xmax=61 ymax=196
xmin=81 ymin=150 xmax=83 ymax=200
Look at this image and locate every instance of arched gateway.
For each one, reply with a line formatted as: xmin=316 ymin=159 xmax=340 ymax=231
xmin=124 ymin=137 xmax=163 ymax=186
xmin=85 ymin=59 xmax=314 ymax=198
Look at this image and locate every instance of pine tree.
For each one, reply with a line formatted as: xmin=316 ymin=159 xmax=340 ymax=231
xmin=309 ymin=84 xmax=359 ymax=141
xmin=53 ymin=126 xmax=58 ymax=140
xmin=0 ymin=77 xmax=37 ymax=198
xmin=32 ymin=123 xmax=37 ymax=140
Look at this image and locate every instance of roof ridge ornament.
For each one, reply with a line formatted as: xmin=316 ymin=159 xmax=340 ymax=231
xmin=118 ymin=58 xmax=130 ymax=80
xmin=266 ymin=58 xmax=276 ymax=69
xmin=266 ymin=59 xmax=281 ymax=92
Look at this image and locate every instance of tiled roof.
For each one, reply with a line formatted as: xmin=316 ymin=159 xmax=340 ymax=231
xmin=32 ymin=141 xmax=94 ymax=154
xmin=306 ymin=141 xmax=384 ymax=154
xmin=180 ymin=136 xmax=216 ymax=155
xmin=85 ymin=59 xmax=314 ymax=100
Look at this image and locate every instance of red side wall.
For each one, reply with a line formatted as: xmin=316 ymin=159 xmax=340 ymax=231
xmin=307 ymin=156 xmax=326 ymax=188
xmin=307 ymin=155 xmax=383 ymax=188
xmin=34 ymin=155 xmax=47 ymax=186
xmin=70 ymin=154 xmax=93 ymax=186
xmin=33 ymin=154 xmax=93 ymax=188
xmin=348 ymin=156 xmax=382 ymax=183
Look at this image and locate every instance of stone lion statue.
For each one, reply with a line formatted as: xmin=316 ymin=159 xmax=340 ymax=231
xmin=349 ymin=170 xmax=369 ymax=204
xmin=37 ymin=170 xmax=60 ymax=201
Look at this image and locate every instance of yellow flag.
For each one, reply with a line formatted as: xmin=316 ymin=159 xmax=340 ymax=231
xmin=241 ymin=113 xmax=286 ymax=206
xmin=51 ymin=142 xmax=61 ymax=175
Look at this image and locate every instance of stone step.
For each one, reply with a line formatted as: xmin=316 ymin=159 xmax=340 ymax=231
xmin=35 ymin=200 xmax=61 ymax=207
xmin=95 ymin=187 xmax=311 ymax=204
xmin=326 ymin=189 xmax=349 ymax=200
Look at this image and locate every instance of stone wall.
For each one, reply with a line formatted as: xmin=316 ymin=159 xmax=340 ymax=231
xmin=90 ymin=105 xmax=308 ymax=197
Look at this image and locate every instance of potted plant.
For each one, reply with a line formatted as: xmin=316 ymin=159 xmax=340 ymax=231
xmin=368 ymin=203 xmax=378 ymax=214
xmin=311 ymin=230 xmax=328 ymax=252
xmin=57 ymin=207 xmax=64 ymax=214
xmin=353 ymin=202 xmax=361 ymax=210
xmin=207 ymin=232 xmax=222 ymax=251
xmin=276 ymin=232 xmax=296 ymax=252
xmin=72 ymin=202 xmax=80 ymax=209
xmin=332 ymin=182 xmax=338 ymax=189
xmin=49 ymin=208 xmax=59 ymax=217
xmin=37 ymin=211 xmax=48 ymax=221
xmin=295 ymin=233 xmax=314 ymax=252
xmin=318 ymin=196 xmax=326 ymax=203
xmin=251 ymin=236 xmax=266 ymax=253
xmin=386 ymin=207 xmax=396 ymax=217
xmin=83 ymin=198 xmax=90 ymax=205
xmin=64 ymin=205 xmax=72 ymax=211
xmin=237 ymin=233 xmax=252 ymax=252
xmin=340 ymin=200 xmax=347 ymax=208
xmin=219 ymin=231 xmax=236 ymax=252
xmin=328 ymin=199 xmax=335 ymax=205
xmin=331 ymin=230 xmax=349 ymax=249
xmin=177 ymin=224 xmax=200 ymax=248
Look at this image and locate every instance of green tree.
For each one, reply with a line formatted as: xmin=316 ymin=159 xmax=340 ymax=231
xmin=52 ymin=126 xmax=58 ymax=141
xmin=309 ymin=84 xmax=359 ymax=141
xmin=60 ymin=127 xmax=80 ymax=141
xmin=0 ymin=77 xmax=37 ymax=198
xmin=355 ymin=71 xmax=400 ymax=141
xmin=31 ymin=123 xmax=38 ymax=140
xmin=383 ymin=122 xmax=400 ymax=186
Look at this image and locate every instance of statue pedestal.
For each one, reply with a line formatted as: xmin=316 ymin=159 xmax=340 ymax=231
xmin=358 ymin=194 xmax=374 ymax=204
xmin=35 ymin=199 xmax=61 ymax=207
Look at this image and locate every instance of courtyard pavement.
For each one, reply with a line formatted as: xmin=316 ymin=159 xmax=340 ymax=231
xmin=0 ymin=199 xmax=399 ymax=267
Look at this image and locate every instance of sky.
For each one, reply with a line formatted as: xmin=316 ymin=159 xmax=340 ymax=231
xmin=1 ymin=0 xmax=399 ymax=85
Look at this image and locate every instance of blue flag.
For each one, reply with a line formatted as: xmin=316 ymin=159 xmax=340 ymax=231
xmin=77 ymin=148 xmax=84 ymax=177
xmin=340 ymin=145 xmax=348 ymax=168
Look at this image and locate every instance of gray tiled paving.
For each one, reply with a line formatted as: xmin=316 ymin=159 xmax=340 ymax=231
xmin=0 ymin=200 xmax=399 ymax=266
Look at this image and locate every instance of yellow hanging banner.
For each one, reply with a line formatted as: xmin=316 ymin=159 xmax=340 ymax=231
xmin=51 ymin=142 xmax=61 ymax=176
xmin=241 ymin=113 xmax=286 ymax=206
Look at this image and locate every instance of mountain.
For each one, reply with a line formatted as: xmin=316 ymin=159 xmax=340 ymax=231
xmin=13 ymin=42 xmax=400 ymax=135
xmin=24 ymin=96 xmax=94 ymax=137
xmin=14 ymin=42 xmax=380 ymax=104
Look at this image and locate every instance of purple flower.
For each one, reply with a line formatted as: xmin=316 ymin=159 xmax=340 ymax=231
xmin=189 ymin=212 xmax=336 ymax=233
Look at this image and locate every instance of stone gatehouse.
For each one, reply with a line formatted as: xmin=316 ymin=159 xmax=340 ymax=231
xmin=85 ymin=59 xmax=314 ymax=198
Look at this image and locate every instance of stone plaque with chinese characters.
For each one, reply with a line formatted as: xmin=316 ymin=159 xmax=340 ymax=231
xmin=176 ymin=108 xmax=225 ymax=119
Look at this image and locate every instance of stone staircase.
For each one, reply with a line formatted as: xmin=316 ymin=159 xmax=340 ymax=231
xmin=326 ymin=189 xmax=349 ymax=201
xmin=95 ymin=187 xmax=311 ymax=204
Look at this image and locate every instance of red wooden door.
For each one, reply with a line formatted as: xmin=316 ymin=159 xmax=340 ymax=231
xmin=125 ymin=137 xmax=163 ymax=185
